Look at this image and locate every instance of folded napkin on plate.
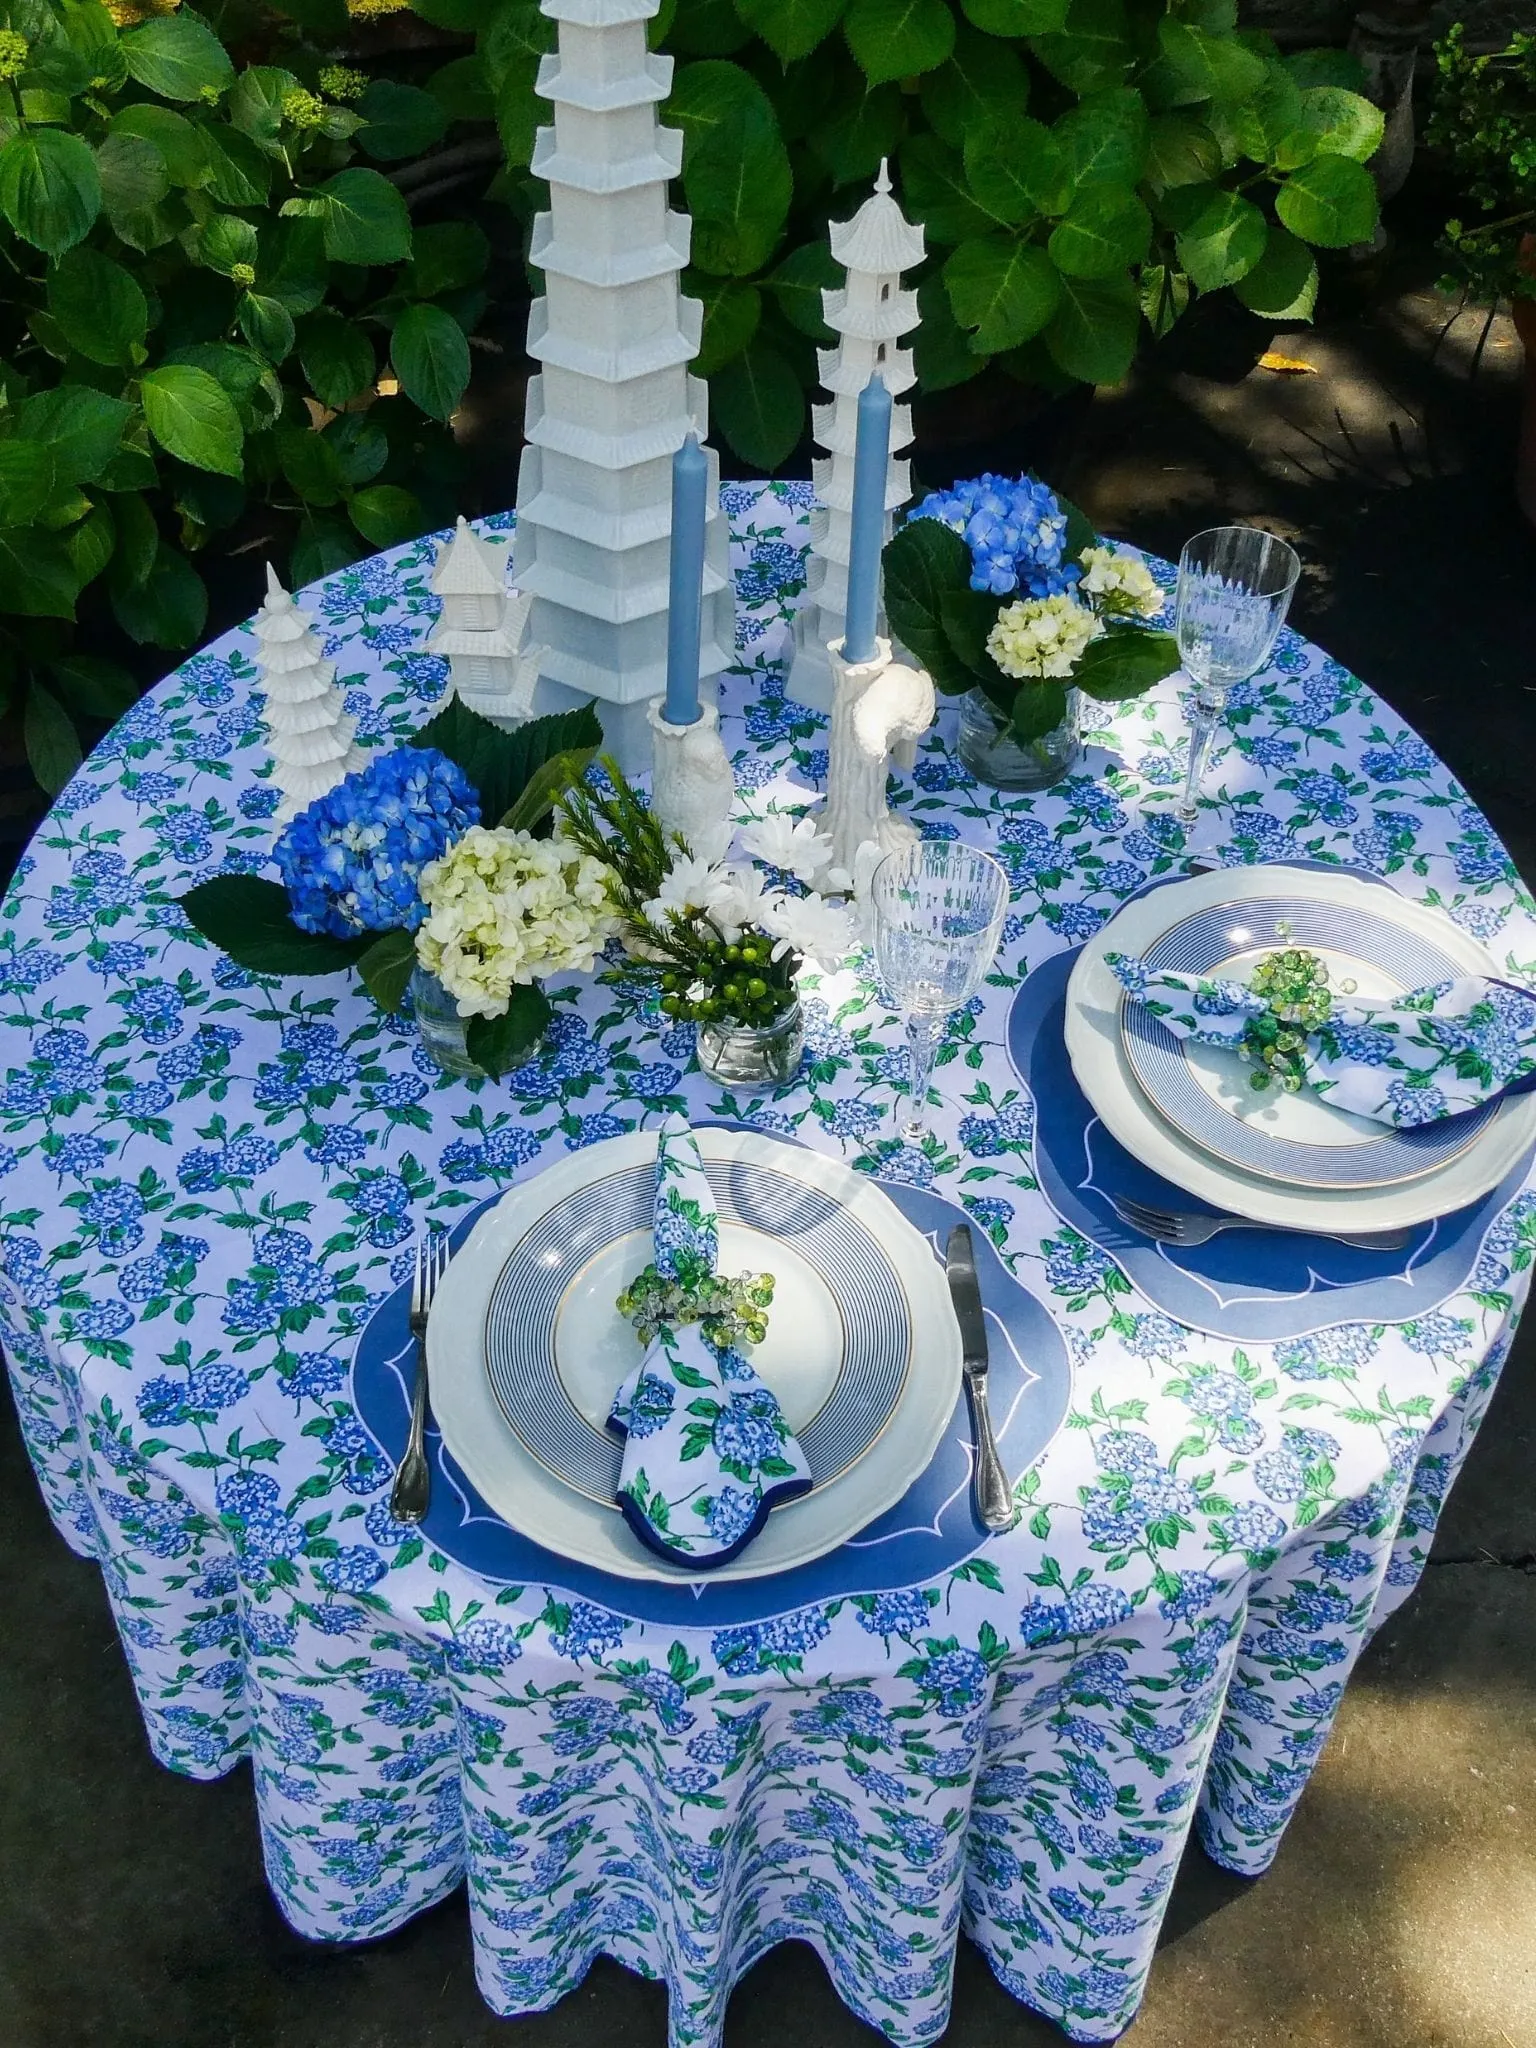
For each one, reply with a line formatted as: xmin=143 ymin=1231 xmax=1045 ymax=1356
xmin=1108 ymin=946 xmax=1536 ymax=1129
xmin=606 ymin=1115 xmax=810 ymax=1568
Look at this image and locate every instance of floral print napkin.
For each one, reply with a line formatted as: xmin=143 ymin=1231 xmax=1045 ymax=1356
xmin=607 ymin=1117 xmax=811 ymax=1568
xmin=1109 ymin=953 xmax=1536 ymax=1128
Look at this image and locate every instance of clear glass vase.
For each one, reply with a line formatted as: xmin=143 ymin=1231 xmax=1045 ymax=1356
xmin=956 ymin=685 xmax=1083 ymax=790
xmin=695 ymin=1002 xmax=804 ymax=1088
xmin=409 ymin=966 xmax=481 ymax=1079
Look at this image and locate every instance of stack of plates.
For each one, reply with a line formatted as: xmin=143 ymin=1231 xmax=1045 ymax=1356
xmin=1066 ymin=865 xmax=1536 ymax=1232
xmin=427 ymin=1127 xmax=961 ymax=1582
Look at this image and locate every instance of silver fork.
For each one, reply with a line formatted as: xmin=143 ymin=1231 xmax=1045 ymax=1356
xmin=1110 ymin=1194 xmax=1412 ymax=1253
xmin=390 ymin=1232 xmax=448 ymax=1524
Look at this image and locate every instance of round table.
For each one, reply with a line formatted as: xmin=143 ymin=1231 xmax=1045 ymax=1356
xmin=3 ymin=482 xmax=1531 ymax=2047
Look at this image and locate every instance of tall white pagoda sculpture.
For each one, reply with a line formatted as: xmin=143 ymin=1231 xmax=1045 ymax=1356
xmin=788 ymin=163 xmax=924 ymax=716
xmin=253 ymin=564 xmax=364 ymax=821
xmin=510 ymin=0 xmax=735 ymax=775
xmin=427 ymin=517 xmax=542 ymax=724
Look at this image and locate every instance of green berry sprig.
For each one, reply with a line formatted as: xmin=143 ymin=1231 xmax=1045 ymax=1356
xmin=1241 ymin=946 xmax=1333 ymax=1093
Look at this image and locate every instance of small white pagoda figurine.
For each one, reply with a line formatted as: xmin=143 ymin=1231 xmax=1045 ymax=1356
xmin=788 ymin=162 xmax=924 ymax=715
xmin=427 ymin=517 xmax=542 ymax=724
xmin=510 ymin=0 xmax=735 ymax=776
xmin=253 ymin=564 xmax=364 ymax=821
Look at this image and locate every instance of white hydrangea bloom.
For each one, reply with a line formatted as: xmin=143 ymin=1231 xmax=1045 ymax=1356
xmin=986 ymin=593 xmax=1102 ymax=681
xmin=415 ymin=826 xmax=620 ymax=1020
xmin=1077 ymin=544 xmax=1164 ymax=619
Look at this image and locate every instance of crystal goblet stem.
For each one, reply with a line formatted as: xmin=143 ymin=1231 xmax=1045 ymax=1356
xmin=1175 ymin=676 xmax=1229 ymax=825
xmin=899 ymin=1012 xmax=945 ymax=1144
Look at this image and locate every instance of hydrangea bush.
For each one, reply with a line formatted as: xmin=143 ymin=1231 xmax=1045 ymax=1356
xmin=179 ymin=698 xmax=605 ymax=1076
xmin=885 ymin=474 xmax=1179 ymax=748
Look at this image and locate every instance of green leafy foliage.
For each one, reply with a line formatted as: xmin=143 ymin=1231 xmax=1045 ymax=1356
xmin=517 ymin=0 xmax=1385 ymax=466
xmin=0 ymin=0 xmax=495 ymax=800
xmin=1425 ymin=25 xmax=1536 ymax=308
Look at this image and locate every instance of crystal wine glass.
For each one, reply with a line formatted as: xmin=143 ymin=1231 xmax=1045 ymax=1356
xmin=871 ymin=842 xmax=1010 ymax=1145
xmin=1174 ymin=526 xmax=1301 ymax=842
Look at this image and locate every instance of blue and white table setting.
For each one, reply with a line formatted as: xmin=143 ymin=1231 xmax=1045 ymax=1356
xmin=4 ymin=481 xmax=1535 ymax=2048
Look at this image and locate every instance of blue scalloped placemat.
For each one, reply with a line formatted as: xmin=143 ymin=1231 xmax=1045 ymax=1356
xmin=353 ymin=1146 xmax=1071 ymax=1624
xmin=1010 ymin=946 xmax=1530 ymax=1342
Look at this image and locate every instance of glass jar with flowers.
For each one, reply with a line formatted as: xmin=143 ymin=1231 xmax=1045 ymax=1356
xmin=177 ymin=701 xmax=620 ymax=1080
xmin=883 ymin=475 xmax=1181 ymax=790
xmin=557 ymin=766 xmax=861 ymax=1089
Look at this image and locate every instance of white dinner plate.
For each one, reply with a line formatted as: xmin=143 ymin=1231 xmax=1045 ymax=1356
xmin=428 ymin=1127 xmax=962 ymax=1582
xmin=1066 ymin=865 xmax=1536 ymax=1231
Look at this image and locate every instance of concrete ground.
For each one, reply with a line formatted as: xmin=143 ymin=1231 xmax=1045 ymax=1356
xmin=3 ymin=206 xmax=1535 ymax=2045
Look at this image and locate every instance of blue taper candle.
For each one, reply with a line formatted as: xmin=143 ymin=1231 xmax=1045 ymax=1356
xmin=663 ymin=432 xmax=707 ymax=726
xmin=840 ymin=371 xmax=892 ymax=666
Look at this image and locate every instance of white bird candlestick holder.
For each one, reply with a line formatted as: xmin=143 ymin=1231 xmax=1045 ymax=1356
xmin=821 ymin=636 xmax=935 ymax=875
xmin=647 ymin=698 xmax=735 ymax=857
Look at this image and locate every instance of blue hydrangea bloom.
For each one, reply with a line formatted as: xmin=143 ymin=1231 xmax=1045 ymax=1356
xmin=911 ymin=474 xmax=1077 ymax=599
xmin=273 ymin=746 xmax=479 ymax=937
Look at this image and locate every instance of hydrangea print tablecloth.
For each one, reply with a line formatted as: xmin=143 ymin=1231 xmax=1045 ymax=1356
xmin=3 ymin=483 xmax=1534 ymax=2048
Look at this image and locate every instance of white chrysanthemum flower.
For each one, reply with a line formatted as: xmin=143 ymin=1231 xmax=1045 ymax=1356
xmin=1077 ymin=545 xmax=1163 ymax=619
xmin=707 ymin=863 xmax=772 ymax=944
xmin=739 ymin=811 xmax=837 ymax=884
xmin=760 ymin=890 xmax=858 ymax=967
xmin=415 ymin=825 xmax=620 ymax=1019
xmin=986 ymin=593 xmax=1102 ymax=681
xmin=643 ymin=852 xmax=732 ymax=927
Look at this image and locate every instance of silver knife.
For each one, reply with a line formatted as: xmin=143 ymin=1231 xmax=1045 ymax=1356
xmin=945 ymin=1224 xmax=1015 ymax=1533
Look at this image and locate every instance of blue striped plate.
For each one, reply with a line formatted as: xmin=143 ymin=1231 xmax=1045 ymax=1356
xmin=1121 ymin=895 xmax=1496 ymax=1189
xmin=484 ymin=1157 xmax=910 ymax=1504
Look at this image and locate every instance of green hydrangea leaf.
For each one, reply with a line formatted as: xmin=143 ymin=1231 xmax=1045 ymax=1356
xmin=466 ymin=985 xmax=555 ymax=1078
xmin=1073 ymin=628 xmax=1181 ymax=701
xmin=0 ymin=128 xmax=101 ymax=254
xmin=179 ymin=874 xmax=376 ymax=976
xmin=1174 ymin=188 xmax=1267 ymax=290
xmin=944 ymin=236 xmax=1061 ymax=352
xmin=882 ymin=515 xmax=979 ymax=694
xmin=1296 ymin=85 xmax=1384 ymax=165
xmin=109 ymin=540 xmax=207 ymax=648
xmin=1276 ymin=152 xmax=1378 ymax=248
xmin=357 ymin=80 xmax=449 ymax=162
xmin=299 ymin=311 xmax=376 ymax=408
xmin=308 ymin=167 xmax=412 ymax=267
xmin=733 ymin=0 xmax=845 ymax=64
xmin=390 ymin=302 xmax=471 ymax=421
xmin=964 ymin=115 xmax=1068 ymax=225
xmin=47 ymin=247 xmax=149 ymax=368
xmin=348 ymin=484 xmax=426 ymax=548
xmin=1044 ymin=267 xmax=1139 ymax=385
xmin=1047 ymin=185 xmax=1151 ymax=278
xmin=921 ymin=25 xmax=1029 ymax=150
xmin=140 ymin=365 xmax=244 ymax=479
xmin=23 ymin=682 xmax=82 ymax=797
xmin=1233 ymin=224 xmax=1318 ymax=319
xmin=844 ymin=0 xmax=955 ymax=87
xmin=711 ymin=338 xmax=804 ymax=469
xmin=121 ymin=15 xmax=235 ymax=103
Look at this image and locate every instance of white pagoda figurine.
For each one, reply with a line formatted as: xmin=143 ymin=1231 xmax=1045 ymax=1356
xmin=510 ymin=0 xmax=735 ymax=776
xmin=253 ymin=565 xmax=364 ymax=821
xmin=788 ymin=163 xmax=924 ymax=715
xmin=427 ymin=517 xmax=543 ymax=724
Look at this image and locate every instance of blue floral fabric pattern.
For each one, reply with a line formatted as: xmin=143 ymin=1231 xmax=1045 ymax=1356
xmin=1111 ymin=956 xmax=1536 ymax=1126
xmin=0 ymin=481 xmax=1532 ymax=2048
xmin=608 ymin=1118 xmax=809 ymax=1567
